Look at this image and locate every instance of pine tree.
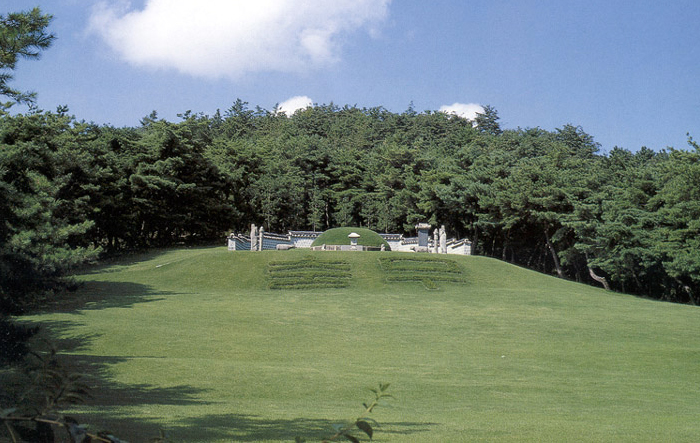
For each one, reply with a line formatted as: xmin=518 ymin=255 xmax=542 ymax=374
xmin=0 ymin=7 xmax=54 ymax=107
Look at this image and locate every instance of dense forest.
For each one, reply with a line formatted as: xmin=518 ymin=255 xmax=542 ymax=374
xmin=2 ymin=100 xmax=700 ymax=311
xmin=2 ymin=7 xmax=700 ymax=319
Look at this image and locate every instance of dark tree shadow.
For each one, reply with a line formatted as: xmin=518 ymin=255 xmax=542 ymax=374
xmin=10 ymin=325 xmax=216 ymax=441
xmin=77 ymin=245 xmax=223 ymax=276
xmin=168 ymin=414 xmax=437 ymax=442
xmin=36 ymin=281 xmax=174 ymax=314
xmin=74 ymin=249 xmax=173 ymax=275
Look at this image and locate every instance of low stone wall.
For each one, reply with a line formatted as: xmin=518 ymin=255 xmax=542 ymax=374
xmin=310 ymin=244 xmax=382 ymax=252
xmin=447 ymin=239 xmax=472 ymax=255
xmin=227 ymin=235 xmax=251 ymax=251
xmin=228 ymin=226 xmax=472 ymax=255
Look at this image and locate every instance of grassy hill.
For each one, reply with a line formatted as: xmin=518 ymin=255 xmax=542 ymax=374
xmin=311 ymin=227 xmax=391 ymax=249
xmin=19 ymin=247 xmax=700 ymax=442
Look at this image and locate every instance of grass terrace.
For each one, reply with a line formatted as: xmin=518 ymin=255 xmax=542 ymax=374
xmin=268 ymin=256 xmax=351 ymax=289
xmin=379 ymin=256 xmax=465 ymax=289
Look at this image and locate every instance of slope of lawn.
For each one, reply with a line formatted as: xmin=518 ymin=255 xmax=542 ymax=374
xmin=19 ymin=247 xmax=700 ymax=442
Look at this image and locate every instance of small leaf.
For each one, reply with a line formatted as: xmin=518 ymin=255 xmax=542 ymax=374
xmin=356 ymin=420 xmax=373 ymax=439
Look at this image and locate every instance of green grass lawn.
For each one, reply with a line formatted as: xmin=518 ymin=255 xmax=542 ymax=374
xmin=19 ymin=247 xmax=700 ymax=442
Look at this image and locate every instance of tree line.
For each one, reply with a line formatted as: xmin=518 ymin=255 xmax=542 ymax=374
xmin=2 ymin=99 xmax=700 ymax=311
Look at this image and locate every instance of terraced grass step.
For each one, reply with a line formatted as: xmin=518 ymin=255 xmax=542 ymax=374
xmin=268 ymin=256 xmax=352 ymax=289
xmin=378 ymin=256 xmax=465 ymax=289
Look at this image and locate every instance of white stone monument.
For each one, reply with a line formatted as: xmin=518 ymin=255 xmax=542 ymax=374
xmin=250 ymin=224 xmax=257 ymax=251
xmin=440 ymin=225 xmax=447 ymax=254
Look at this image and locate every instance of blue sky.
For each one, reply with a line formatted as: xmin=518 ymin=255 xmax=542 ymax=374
xmin=5 ymin=0 xmax=700 ymax=152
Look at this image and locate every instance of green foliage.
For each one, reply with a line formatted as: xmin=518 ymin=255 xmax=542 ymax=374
xmin=474 ymin=104 xmax=502 ymax=135
xmin=1 ymin=346 xmax=93 ymax=442
xmin=128 ymin=116 xmax=235 ymax=245
xmin=0 ymin=317 xmax=37 ymax=365
xmin=0 ymin=111 xmax=100 ymax=313
xmin=0 ymin=7 xmax=54 ymax=107
xmin=314 ymin=383 xmax=392 ymax=443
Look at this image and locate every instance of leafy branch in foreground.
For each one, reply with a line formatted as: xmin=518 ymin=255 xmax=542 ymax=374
xmin=297 ymin=383 xmax=393 ymax=443
xmin=0 ymin=346 xmax=131 ymax=442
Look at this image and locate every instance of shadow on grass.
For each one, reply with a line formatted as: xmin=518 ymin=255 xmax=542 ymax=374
xmin=27 ymin=322 xmax=437 ymax=441
xmin=41 ymin=334 xmax=438 ymax=441
xmin=20 ymin=275 xmax=438 ymax=441
xmin=3 ymin=329 xmax=215 ymax=440
xmin=26 ymin=321 xmax=210 ymax=407
xmin=37 ymin=280 xmax=175 ymax=314
xmin=170 ymin=414 xmax=437 ymax=442
xmin=76 ymin=249 xmax=174 ymax=275
xmin=15 ymin=322 xmax=439 ymax=442
xmin=62 ymin=411 xmax=437 ymax=442
xmin=77 ymin=245 xmax=224 ymax=276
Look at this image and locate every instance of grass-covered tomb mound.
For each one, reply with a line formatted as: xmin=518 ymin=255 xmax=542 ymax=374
xmin=311 ymin=227 xmax=391 ymax=250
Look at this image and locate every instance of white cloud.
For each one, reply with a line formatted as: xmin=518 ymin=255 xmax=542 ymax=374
xmin=277 ymin=96 xmax=313 ymax=115
xmin=439 ymin=102 xmax=484 ymax=121
xmin=89 ymin=0 xmax=391 ymax=78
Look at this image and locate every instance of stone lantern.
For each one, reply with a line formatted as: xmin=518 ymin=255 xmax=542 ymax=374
xmin=348 ymin=232 xmax=360 ymax=251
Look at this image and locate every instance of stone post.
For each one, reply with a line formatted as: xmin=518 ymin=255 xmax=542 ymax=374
xmin=433 ymin=229 xmax=439 ymax=254
xmin=250 ymin=224 xmax=257 ymax=251
xmin=258 ymin=226 xmax=264 ymax=251
xmin=440 ymin=225 xmax=447 ymax=254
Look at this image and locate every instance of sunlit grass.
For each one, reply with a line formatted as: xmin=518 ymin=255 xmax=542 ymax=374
xmin=21 ymin=247 xmax=700 ymax=442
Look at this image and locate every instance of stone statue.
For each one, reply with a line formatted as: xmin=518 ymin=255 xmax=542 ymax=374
xmin=440 ymin=225 xmax=447 ymax=254
xmin=258 ymin=226 xmax=264 ymax=251
xmin=433 ymin=229 xmax=439 ymax=254
xmin=250 ymin=224 xmax=257 ymax=251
